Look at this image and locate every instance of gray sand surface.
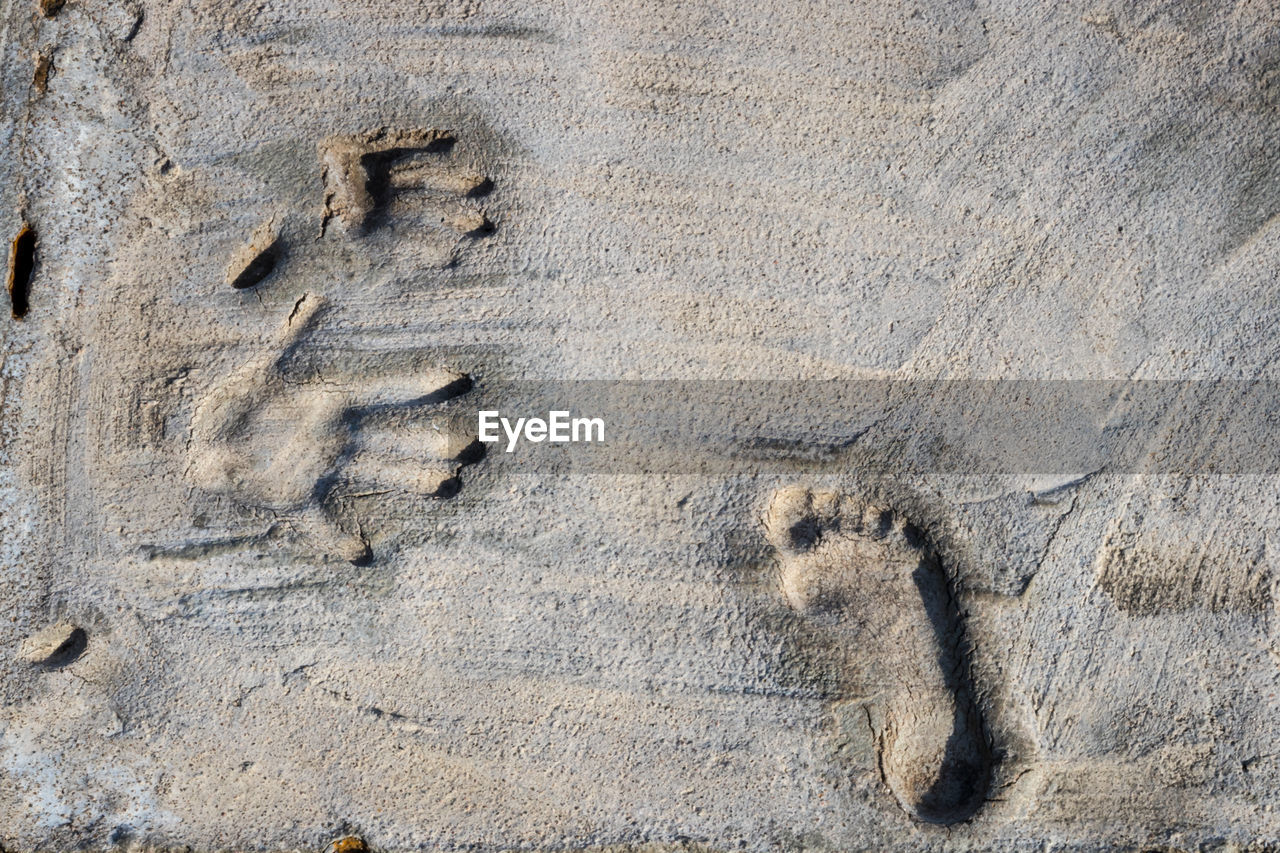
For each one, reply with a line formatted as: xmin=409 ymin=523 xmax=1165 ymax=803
xmin=3 ymin=0 xmax=1280 ymax=849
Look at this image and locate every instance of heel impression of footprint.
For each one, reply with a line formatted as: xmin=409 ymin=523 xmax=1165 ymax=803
xmin=765 ymin=486 xmax=994 ymax=825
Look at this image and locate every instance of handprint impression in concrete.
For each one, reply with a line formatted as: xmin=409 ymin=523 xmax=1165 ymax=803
xmin=189 ymin=128 xmax=493 ymax=563
xmin=319 ymin=127 xmax=494 ymax=240
xmin=188 ymin=293 xmax=481 ymax=563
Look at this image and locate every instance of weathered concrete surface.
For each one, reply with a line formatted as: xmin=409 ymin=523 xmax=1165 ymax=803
xmin=2 ymin=0 xmax=1280 ymax=850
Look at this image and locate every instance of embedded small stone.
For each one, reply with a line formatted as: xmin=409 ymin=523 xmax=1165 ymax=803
xmin=329 ymin=836 xmax=367 ymax=853
xmin=18 ymin=623 xmax=87 ymax=667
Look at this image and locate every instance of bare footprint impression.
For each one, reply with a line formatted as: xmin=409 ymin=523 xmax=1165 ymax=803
xmin=765 ymin=486 xmax=993 ymax=825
